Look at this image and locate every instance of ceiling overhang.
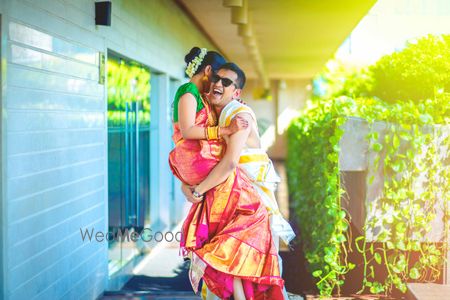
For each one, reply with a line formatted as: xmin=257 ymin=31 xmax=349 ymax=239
xmin=176 ymin=0 xmax=377 ymax=84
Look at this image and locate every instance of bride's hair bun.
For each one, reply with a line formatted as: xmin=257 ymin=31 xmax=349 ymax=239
xmin=183 ymin=47 xmax=226 ymax=78
xmin=184 ymin=47 xmax=202 ymax=64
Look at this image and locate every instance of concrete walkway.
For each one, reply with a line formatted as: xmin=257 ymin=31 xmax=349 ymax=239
xmin=101 ymin=221 xmax=199 ymax=299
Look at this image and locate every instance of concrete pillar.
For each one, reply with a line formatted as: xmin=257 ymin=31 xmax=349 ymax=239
xmin=150 ymin=73 xmax=172 ymax=230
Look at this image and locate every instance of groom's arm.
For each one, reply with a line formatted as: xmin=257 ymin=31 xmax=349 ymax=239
xmin=194 ymin=112 xmax=253 ymax=195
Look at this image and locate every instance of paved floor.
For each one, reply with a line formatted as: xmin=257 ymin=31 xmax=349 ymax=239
xmin=101 ymin=292 xmax=200 ymax=300
xmin=100 ymin=221 xmax=199 ymax=299
xmin=406 ymin=283 xmax=450 ymax=300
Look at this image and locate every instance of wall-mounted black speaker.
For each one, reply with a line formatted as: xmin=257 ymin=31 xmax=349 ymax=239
xmin=95 ymin=1 xmax=111 ymax=26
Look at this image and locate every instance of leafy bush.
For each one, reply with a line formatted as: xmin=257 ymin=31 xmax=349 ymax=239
xmin=369 ymin=35 xmax=450 ymax=103
xmin=313 ymin=35 xmax=450 ymax=103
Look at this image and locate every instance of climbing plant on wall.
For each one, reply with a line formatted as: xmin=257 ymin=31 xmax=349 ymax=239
xmin=287 ymin=34 xmax=450 ymax=296
xmin=287 ymin=97 xmax=354 ymax=295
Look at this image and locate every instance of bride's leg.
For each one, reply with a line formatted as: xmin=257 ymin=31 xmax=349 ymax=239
xmin=233 ymin=277 xmax=246 ymax=300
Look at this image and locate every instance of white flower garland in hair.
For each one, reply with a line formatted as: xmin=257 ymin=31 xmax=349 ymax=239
xmin=185 ymin=48 xmax=207 ymax=78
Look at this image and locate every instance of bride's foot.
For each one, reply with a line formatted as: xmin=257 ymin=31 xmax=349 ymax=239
xmin=233 ymin=277 xmax=246 ymax=300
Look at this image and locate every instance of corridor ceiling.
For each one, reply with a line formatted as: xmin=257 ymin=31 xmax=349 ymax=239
xmin=177 ymin=0 xmax=377 ymax=80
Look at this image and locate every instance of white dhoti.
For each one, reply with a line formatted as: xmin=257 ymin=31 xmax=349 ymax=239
xmin=238 ymin=148 xmax=296 ymax=246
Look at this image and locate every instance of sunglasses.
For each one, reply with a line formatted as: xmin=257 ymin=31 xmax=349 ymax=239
xmin=211 ymin=74 xmax=237 ymax=88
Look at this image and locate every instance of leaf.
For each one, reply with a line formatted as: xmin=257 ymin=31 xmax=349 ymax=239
xmin=399 ymin=131 xmax=412 ymax=141
xmin=370 ymin=265 xmax=375 ymax=278
xmin=373 ymin=281 xmax=385 ymax=293
xmin=372 ymin=142 xmax=383 ymax=152
xmin=429 ymin=255 xmax=439 ymax=265
xmin=409 ymin=268 xmax=420 ymax=280
xmin=336 ymin=234 xmax=347 ymax=243
xmin=312 ymin=270 xmax=323 ymax=278
xmin=395 ymin=222 xmax=406 ymax=233
xmin=419 ymin=113 xmax=433 ymax=124
xmin=392 ymin=162 xmax=401 ymax=172
xmin=374 ymin=252 xmax=382 ymax=264
xmin=386 ymin=241 xmax=395 ymax=249
xmin=393 ymin=134 xmax=400 ymax=148
xmin=397 ymin=240 xmax=407 ymax=251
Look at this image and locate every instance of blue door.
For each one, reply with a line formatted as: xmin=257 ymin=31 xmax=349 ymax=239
xmin=107 ymin=52 xmax=151 ymax=277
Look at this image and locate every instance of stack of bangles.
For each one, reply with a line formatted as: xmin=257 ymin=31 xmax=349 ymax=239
xmin=205 ymin=126 xmax=221 ymax=140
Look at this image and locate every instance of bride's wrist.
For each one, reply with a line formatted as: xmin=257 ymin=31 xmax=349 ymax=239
xmin=194 ymin=185 xmax=205 ymax=196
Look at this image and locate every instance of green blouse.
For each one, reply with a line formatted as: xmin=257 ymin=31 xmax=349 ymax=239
xmin=173 ymin=82 xmax=204 ymax=122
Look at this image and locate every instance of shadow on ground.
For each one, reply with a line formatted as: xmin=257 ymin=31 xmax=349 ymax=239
xmin=122 ymin=261 xmax=193 ymax=292
xmin=281 ymin=242 xmax=318 ymax=296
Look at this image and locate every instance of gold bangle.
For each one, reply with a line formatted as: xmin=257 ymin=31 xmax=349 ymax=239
xmin=206 ymin=126 xmax=212 ymax=140
xmin=206 ymin=126 xmax=214 ymax=140
xmin=214 ymin=126 xmax=219 ymax=139
xmin=207 ymin=126 xmax=219 ymax=140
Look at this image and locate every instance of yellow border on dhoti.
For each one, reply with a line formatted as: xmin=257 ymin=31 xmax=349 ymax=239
xmin=224 ymin=107 xmax=251 ymax=126
xmin=238 ymin=154 xmax=269 ymax=163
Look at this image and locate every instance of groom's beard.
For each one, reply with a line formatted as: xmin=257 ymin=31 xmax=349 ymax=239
xmin=213 ymin=102 xmax=226 ymax=116
xmin=212 ymin=97 xmax=234 ymax=116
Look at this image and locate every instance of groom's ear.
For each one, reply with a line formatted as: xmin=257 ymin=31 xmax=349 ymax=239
xmin=233 ymin=88 xmax=242 ymax=99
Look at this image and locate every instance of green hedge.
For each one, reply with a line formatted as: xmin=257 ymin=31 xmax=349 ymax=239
xmin=314 ymin=34 xmax=450 ymax=104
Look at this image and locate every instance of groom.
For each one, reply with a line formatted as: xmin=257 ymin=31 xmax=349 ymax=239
xmin=183 ymin=62 xmax=292 ymax=300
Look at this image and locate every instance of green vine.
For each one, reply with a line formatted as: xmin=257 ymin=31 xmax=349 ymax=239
xmin=287 ymin=98 xmax=355 ymax=295
xmin=357 ymin=98 xmax=449 ymax=294
xmin=287 ymin=34 xmax=450 ymax=297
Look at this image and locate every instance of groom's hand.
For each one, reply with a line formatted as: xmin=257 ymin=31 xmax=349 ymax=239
xmin=236 ymin=98 xmax=247 ymax=105
xmin=181 ymin=183 xmax=203 ymax=204
xmin=228 ymin=116 xmax=248 ymax=135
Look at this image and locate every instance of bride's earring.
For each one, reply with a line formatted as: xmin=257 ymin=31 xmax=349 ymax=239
xmin=202 ymin=75 xmax=208 ymax=82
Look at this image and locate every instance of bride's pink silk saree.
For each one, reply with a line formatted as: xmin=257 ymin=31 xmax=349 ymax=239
xmin=169 ymin=94 xmax=284 ymax=299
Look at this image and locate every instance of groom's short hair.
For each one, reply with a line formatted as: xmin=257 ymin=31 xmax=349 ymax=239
xmin=219 ymin=63 xmax=246 ymax=89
